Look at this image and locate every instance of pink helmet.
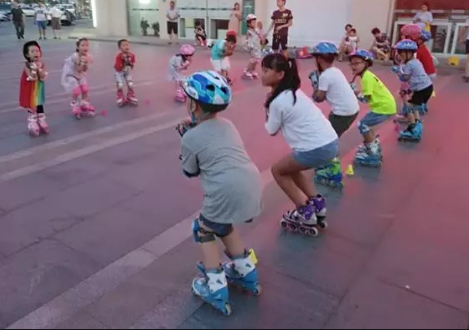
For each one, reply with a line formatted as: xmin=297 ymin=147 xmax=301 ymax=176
xmin=400 ymin=24 xmax=421 ymax=41
xmin=180 ymin=44 xmax=195 ymax=56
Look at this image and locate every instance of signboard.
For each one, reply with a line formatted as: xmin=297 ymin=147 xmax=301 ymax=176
xmin=241 ymin=0 xmax=255 ymax=35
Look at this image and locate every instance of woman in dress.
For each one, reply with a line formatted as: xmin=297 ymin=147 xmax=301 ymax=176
xmin=228 ymin=2 xmax=242 ymax=35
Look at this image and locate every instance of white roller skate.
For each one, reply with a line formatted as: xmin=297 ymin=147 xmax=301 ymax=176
xmin=354 ymin=141 xmax=383 ymax=168
xmin=116 ymin=90 xmax=126 ymax=107
xmin=80 ymin=100 xmax=96 ymax=117
xmin=27 ymin=113 xmax=40 ymax=137
xmin=127 ymin=90 xmax=138 ymax=106
xmin=357 ymin=137 xmax=382 ymax=155
xmin=193 ymin=263 xmax=232 ymax=316
xmin=223 ymin=251 xmax=261 ymax=296
xmin=242 ymin=70 xmax=255 ymax=80
xmin=280 ymin=203 xmax=321 ymax=237
xmin=37 ymin=113 xmax=49 ymax=134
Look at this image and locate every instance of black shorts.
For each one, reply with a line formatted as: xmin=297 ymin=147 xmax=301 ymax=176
xmin=167 ymin=21 xmax=178 ymax=35
xmin=466 ymin=40 xmax=469 ymax=54
xmin=272 ymin=34 xmax=288 ymax=51
xmin=409 ymin=85 xmax=433 ymax=106
xmin=329 ymin=112 xmax=359 ymax=137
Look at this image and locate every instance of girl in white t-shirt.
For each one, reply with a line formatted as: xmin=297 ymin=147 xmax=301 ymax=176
xmin=262 ymin=53 xmax=339 ymax=237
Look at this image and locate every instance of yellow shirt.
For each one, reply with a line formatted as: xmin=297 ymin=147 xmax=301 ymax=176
xmin=361 ymin=70 xmax=397 ymax=115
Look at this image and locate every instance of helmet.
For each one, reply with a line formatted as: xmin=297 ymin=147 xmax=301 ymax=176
xmin=180 ymin=44 xmax=195 ymax=56
xmin=183 ymin=71 xmax=232 ymax=113
xmin=310 ymin=42 xmax=338 ymax=55
xmin=394 ymin=39 xmax=418 ymax=51
xmin=400 ymin=24 xmax=421 ymax=40
xmin=348 ymin=49 xmax=374 ymax=64
xmin=419 ymin=30 xmax=431 ymax=42
xmin=226 ymin=30 xmax=237 ymax=37
xmin=246 ymin=14 xmax=257 ymax=21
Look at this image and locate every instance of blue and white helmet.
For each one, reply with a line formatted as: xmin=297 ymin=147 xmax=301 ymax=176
xmin=419 ymin=30 xmax=432 ymax=42
xmin=183 ymin=71 xmax=232 ymax=112
xmin=348 ymin=49 xmax=374 ymax=64
xmin=394 ymin=39 xmax=418 ymax=51
xmin=310 ymin=42 xmax=338 ymax=55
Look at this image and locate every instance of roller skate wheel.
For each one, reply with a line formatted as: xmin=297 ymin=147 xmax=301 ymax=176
xmin=253 ymin=284 xmax=262 ymax=296
xmin=280 ymin=219 xmax=288 ymax=229
xmin=318 ymin=221 xmax=328 ymax=230
xmin=308 ymin=227 xmax=319 ymax=237
xmin=299 ymin=226 xmax=308 ymax=235
xmin=221 ymin=303 xmax=232 ymax=316
xmin=289 ymin=224 xmax=298 ymax=232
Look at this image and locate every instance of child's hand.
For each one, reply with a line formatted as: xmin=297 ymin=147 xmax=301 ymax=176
xmin=176 ymin=118 xmax=195 ymax=136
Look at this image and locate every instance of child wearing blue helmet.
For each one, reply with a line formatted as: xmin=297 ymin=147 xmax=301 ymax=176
xmin=309 ymin=41 xmax=360 ymax=188
xmin=176 ymin=71 xmax=263 ymax=316
xmin=393 ymin=39 xmax=433 ymax=142
xmin=348 ymin=49 xmax=397 ymax=167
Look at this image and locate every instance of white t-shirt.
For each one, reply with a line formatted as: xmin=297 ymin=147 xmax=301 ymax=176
xmin=413 ymin=11 xmax=433 ymax=31
xmin=318 ymin=67 xmax=359 ymax=116
xmin=265 ymin=89 xmax=338 ymax=151
xmin=50 ymin=7 xmax=62 ymax=18
xmin=35 ymin=6 xmax=47 ymax=21
xmin=167 ymin=8 xmax=179 ymax=22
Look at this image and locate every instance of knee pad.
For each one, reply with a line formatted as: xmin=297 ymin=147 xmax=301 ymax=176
xmin=192 ymin=218 xmax=216 ymax=243
xmin=357 ymin=120 xmax=370 ymax=135
xmin=117 ymin=82 xmax=124 ymax=89
xmin=80 ymin=84 xmax=89 ymax=94
xmin=127 ymin=80 xmax=134 ymax=88
xmin=72 ymin=87 xmax=82 ymax=98
xmin=401 ymin=104 xmax=413 ymax=115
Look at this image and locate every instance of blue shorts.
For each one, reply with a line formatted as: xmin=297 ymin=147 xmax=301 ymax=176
xmin=292 ymin=139 xmax=339 ymax=169
xmin=358 ymin=112 xmax=393 ymax=134
xmin=37 ymin=20 xmax=47 ymax=30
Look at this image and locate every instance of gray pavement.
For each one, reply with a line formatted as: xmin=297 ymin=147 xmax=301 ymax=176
xmin=0 ymin=23 xmax=469 ymax=329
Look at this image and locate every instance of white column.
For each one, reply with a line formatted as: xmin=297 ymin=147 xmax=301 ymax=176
xmin=94 ymin=0 xmax=129 ymax=37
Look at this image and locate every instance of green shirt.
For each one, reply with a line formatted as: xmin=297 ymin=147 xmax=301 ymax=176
xmin=361 ymin=70 xmax=396 ymax=115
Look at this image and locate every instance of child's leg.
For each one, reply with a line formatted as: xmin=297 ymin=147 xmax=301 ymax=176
xmin=357 ymin=113 xmax=388 ymax=154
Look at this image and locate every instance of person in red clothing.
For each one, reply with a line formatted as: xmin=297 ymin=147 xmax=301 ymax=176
xmin=415 ymin=30 xmax=436 ymax=113
xmin=114 ymin=39 xmax=137 ymax=107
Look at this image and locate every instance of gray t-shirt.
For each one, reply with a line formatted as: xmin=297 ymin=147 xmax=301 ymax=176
xmin=167 ymin=8 xmax=179 ymax=22
xmin=403 ymin=58 xmax=432 ymax=92
xmin=181 ymin=118 xmax=263 ymax=224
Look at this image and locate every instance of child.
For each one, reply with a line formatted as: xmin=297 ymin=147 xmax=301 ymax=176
xmin=176 ymin=70 xmax=263 ymax=315
xmin=114 ymin=39 xmax=137 ymax=107
xmin=210 ymin=34 xmax=237 ymax=84
xmin=348 ymin=50 xmax=396 ymax=167
xmin=243 ymin=14 xmax=262 ymax=79
xmin=19 ymin=41 xmax=48 ymax=136
xmin=394 ymin=39 xmax=433 ymax=142
xmin=168 ymin=44 xmax=195 ymax=103
xmin=262 ymin=53 xmax=339 ymax=236
xmin=194 ymin=20 xmax=207 ymax=47
xmin=310 ymin=42 xmax=360 ymax=188
xmin=414 ymin=30 xmax=436 ymax=113
xmin=61 ymin=38 xmax=95 ymax=119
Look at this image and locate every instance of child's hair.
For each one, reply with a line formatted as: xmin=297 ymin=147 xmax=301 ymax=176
xmin=262 ymin=53 xmax=301 ymax=108
xmin=317 ymin=54 xmax=336 ymax=65
xmin=23 ymin=41 xmax=41 ymax=62
xmin=371 ymin=27 xmax=381 ymax=35
xmin=118 ymin=39 xmax=128 ymax=48
xmin=76 ymin=38 xmax=89 ymax=52
xmin=226 ymin=34 xmax=237 ymax=44
xmin=350 ymin=28 xmax=357 ymax=34
xmin=345 ymin=24 xmax=353 ymax=30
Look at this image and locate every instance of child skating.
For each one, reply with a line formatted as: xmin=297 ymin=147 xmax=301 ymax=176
xmin=61 ymin=38 xmax=95 ymax=119
xmin=114 ymin=39 xmax=138 ymax=107
xmin=243 ymin=14 xmax=262 ymax=80
xmin=310 ymin=42 xmax=360 ymax=188
xmin=210 ymin=34 xmax=237 ymax=85
xmin=348 ymin=50 xmax=396 ymax=167
xmin=168 ymin=44 xmax=195 ymax=103
xmin=176 ymin=70 xmax=263 ymax=315
xmin=262 ymin=53 xmax=339 ymax=237
xmin=393 ymin=40 xmax=433 ymax=142
xmin=19 ymin=41 xmax=49 ymax=137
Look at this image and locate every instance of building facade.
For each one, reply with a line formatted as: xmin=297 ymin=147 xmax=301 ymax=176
xmin=90 ymin=0 xmax=468 ymax=56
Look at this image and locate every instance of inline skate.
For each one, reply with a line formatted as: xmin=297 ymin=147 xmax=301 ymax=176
xmin=354 ymin=140 xmax=383 ymax=167
xmin=127 ymin=89 xmax=138 ymax=106
xmin=398 ymin=121 xmax=423 ymax=142
xmin=314 ymin=158 xmax=344 ymax=189
xmin=27 ymin=113 xmax=40 ymax=137
xmin=37 ymin=113 xmax=49 ymax=134
xmin=80 ymin=100 xmax=96 ymax=117
xmin=280 ymin=201 xmax=327 ymax=237
xmin=116 ymin=89 xmax=126 ymax=107
xmin=193 ymin=263 xmax=232 ymax=316
xmin=223 ymin=251 xmax=261 ymax=296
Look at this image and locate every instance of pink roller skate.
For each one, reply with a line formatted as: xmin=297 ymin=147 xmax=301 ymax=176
xmin=116 ymin=89 xmax=126 ymax=107
xmin=71 ymin=101 xmax=82 ymax=119
xmin=127 ymin=89 xmax=138 ymax=106
xmin=27 ymin=113 xmax=40 ymax=137
xmin=37 ymin=113 xmax=49 ymax=134
xmin=175 ymin=88 xmax=187 ymax=103
xmin=242 ymin=70 xmax=254 ymax=80
xmin=80 ymin=100 xmax=96 ymax=117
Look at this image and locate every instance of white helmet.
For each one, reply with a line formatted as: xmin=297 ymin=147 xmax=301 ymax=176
xmin=246 ymin=14 xmax=257 ymax=21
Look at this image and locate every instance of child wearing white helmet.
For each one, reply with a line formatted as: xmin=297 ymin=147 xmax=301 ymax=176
xmin=168 ymin=44 xmax=195 ymax=103
xmin=176 ymin=70 xmax=262 ymax=316
xmin=243 ymin=14 xmax=263 ymax=79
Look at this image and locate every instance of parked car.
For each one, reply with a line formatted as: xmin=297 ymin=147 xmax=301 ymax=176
xmin=20 ymin=5 xmax=36 ymax=17
xmin=47 ymin=7 xmax=75 ymax=26
xmin=0 ymin=3 xmax=12 ymax=21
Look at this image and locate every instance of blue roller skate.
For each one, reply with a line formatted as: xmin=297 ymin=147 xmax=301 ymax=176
xmin=418 ymin=104 xmax=428 ymax=115
xmin=314 ymin=159 xmax=344 ymax=189
xmin=223 ymin=251 xmax=261 ymax=296
xmin=357 ymin=138 xmax=383 ymax=157
xmin=309 ymin=195 xmax=328 ymax=229
xmin=193 ymin=264 xmax=232 ymax=316
xmin=280 ymin=203 xmax=320 ymax=237
xmin=398 ymin=121 xmax=423 ymax=142
xmin=354 ymin=140 xmax=383 ymax=167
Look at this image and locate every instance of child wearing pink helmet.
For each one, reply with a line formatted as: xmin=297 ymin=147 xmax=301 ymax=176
xmin=168 ymin=44 xmax=195 ymax=103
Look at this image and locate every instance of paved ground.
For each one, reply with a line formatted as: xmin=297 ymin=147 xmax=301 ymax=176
xmin=0 ymin=21 xmax=469 ymax=329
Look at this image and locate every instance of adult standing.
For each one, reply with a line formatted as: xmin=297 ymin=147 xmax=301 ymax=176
xmin=9 ymin=1 xmax=25 ymax=40
xmin=267 ymin=0 xmax=293 ymax=56
xmin=228 ymin=2 xmax=242 ymax=35
xmin=34 ymin=1 xmax=48 ymax=40
xmin=166 ymin=1 xmax=180 ymax=45
xmin=413 ymin=2 xmax=433 ymax=33
xmin=50 ymin=5 xmax=62 ymax=39
xmin=458 ymin=17 xmax=469 ymax=82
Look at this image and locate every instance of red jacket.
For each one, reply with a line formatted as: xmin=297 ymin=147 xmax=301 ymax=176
xmin=416 ymin=45 xmax=436 ymax=75
xmin=114 ymin=52 xmax=136 ymax=72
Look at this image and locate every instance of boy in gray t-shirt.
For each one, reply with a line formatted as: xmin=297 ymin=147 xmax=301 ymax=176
xmin=176 ymin=70 xmax=262 ymax=315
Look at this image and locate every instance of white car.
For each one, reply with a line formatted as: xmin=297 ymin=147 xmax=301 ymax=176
xmin=47 ymin=7 xmax=75 ymax=26
xmin=20 ymin=6 xmax=35 ymax=17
